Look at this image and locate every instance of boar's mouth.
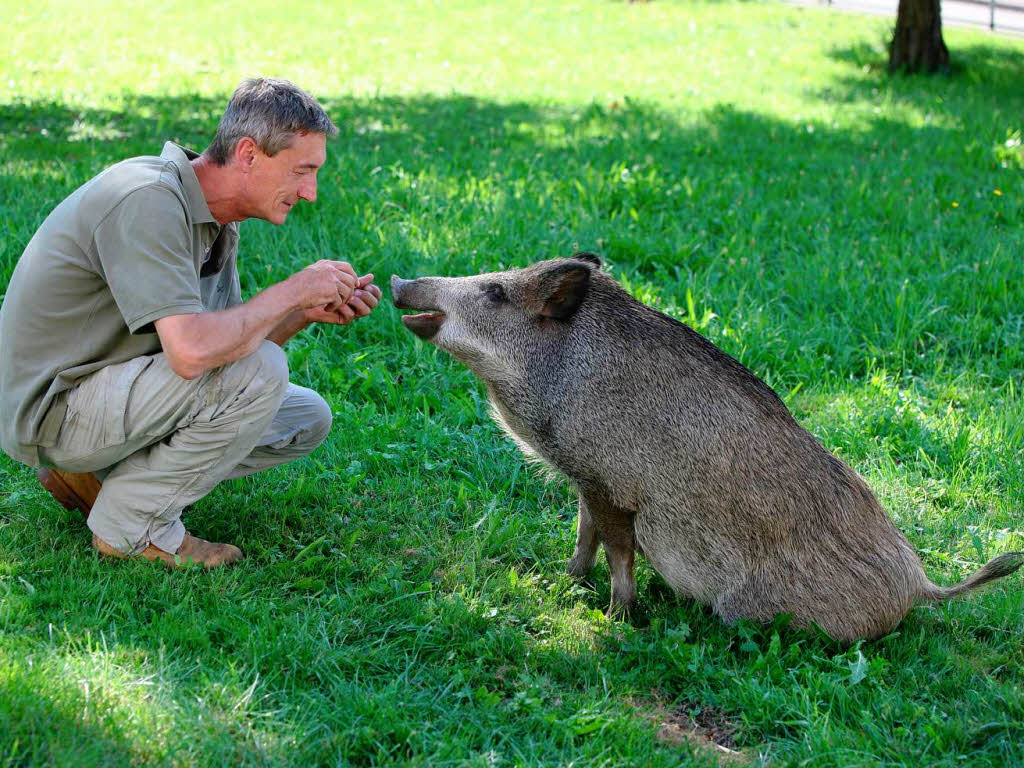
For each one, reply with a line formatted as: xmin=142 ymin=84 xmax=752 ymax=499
xmin=400 ymin=310 xmax=446 ymax=340
xmin=391 ymin=275 xmax=445 ymax=340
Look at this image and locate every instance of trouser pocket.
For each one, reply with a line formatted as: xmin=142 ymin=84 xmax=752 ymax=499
xmin=54 ymin=356 xmax=154 ymax=459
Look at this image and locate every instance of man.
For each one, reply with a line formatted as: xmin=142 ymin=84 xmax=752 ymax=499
xmin=0 ymin=77 xmax=381 ymax=568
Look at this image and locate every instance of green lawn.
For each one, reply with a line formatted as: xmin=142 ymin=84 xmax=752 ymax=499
xmin=2 ymin=1 xmax=1023 ymax=765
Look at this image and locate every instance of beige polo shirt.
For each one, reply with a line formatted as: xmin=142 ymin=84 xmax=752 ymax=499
xmin=0 ymin=142 xmax=242 ymax=466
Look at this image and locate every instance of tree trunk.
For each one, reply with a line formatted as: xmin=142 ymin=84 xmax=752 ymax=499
xmin=889 ymin=0 xmax=950 ymax=73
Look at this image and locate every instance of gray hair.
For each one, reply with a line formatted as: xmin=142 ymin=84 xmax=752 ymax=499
xmin=206 ymin=78 xmax=338 ymax=165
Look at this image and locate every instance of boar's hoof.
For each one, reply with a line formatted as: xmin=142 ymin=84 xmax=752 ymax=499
xmin=566 ymin=556 xmax=596 ymax=584
xmin=607 ymin=599 xmax=648 ymax=627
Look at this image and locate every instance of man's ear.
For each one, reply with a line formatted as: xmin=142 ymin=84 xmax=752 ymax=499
xmin=234 ymin=137 xmax=259 ymax=171
xmin=537 ymin=262 xmax=591 ymax=320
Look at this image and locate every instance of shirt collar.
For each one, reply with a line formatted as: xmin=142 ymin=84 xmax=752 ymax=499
xmin=160 ymin=141 xmax=217 ymax=225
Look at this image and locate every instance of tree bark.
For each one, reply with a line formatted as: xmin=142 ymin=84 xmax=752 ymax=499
xmin=889 ymin=0 xmax=950 ymax=74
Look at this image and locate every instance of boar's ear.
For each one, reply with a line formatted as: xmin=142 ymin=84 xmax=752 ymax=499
xmin=537 ymin=262 xmax=591 ymax=320
xmin=571 ymin=251 xmax=602 ymax=267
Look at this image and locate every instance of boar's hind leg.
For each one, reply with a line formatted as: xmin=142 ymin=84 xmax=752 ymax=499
xmin=566 ymin=497 xmax=601 ymax=581
xmin=577 ymin=488 xmax=637 ymax=619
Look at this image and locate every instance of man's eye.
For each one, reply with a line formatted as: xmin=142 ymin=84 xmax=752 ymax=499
xmin=484 ymin=283 xmax=506 ymax=302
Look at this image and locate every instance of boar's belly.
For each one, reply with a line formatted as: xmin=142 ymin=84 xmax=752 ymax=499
xmin=633 ymin=512 xmax=746 ymax=601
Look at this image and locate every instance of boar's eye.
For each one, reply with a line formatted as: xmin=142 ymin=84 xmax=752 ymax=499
xmin=483 ymin=283 xmax=506 ymax=303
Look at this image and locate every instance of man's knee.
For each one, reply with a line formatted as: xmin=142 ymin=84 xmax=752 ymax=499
xmin=305 ymin=390 xmax=333 ymax=448
xmin=272 ymin=386 xmax=332 ymax=452
xmin=223 ymin=386 xmax=332 ymax=478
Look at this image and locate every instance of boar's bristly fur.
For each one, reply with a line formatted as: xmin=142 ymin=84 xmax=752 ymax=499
xmin=391 ymin=256 xmax=1022 ymax=642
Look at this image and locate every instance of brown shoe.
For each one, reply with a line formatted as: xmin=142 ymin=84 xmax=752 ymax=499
xmin=92 ymin=533 xmax=243 ymax=569
xmin=38 ymin=468 xmax=101 ymax=516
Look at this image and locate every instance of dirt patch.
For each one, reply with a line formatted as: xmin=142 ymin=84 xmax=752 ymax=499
xmin=641 ymin=699 xmax=753 ymax=766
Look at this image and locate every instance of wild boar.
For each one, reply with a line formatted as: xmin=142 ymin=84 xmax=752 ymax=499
xmin=390 ymin=254 xmax=1022 ymax=642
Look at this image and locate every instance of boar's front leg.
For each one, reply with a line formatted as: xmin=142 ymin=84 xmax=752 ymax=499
xmin=577 ymin=487 xmax=637 ymax=619
xmin=566 ymin=497 xmax=600 ymax=581
xmin=603 ymin=537 xmax=637 ymax=620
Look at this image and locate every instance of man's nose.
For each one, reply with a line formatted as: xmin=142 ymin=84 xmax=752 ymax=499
xmin=298 ymin=177 xmax=318 ymax=202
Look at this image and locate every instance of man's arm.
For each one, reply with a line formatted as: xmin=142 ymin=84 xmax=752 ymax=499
xmin=155 ymin=260 xmax=357 ymax=379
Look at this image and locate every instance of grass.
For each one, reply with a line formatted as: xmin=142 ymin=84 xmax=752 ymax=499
xmin=1 ymin=0 xmax=1023 ymax=765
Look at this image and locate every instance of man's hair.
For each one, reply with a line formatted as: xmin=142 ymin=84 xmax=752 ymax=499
xmin=206 ymin=78 xmax=338 ymax=165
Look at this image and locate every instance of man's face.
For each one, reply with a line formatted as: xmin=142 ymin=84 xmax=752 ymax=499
xmin=246 ymin=131 xmax=327 ymax=225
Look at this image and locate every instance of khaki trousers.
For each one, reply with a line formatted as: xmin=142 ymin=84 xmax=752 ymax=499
xmin=39 ymin=341 xmax=332 ymax=555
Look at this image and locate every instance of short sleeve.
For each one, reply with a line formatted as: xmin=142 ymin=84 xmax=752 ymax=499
xmin=93 ymin=185 xmax=204 ymax=333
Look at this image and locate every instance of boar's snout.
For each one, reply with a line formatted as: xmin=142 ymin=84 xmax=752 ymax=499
xmin=391 ymin=274 xmax=446 ymax=341
xmin=390 ymin=276 xmax=416 ymax=309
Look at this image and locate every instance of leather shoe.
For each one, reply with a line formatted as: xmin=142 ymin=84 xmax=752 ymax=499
xmin=38 ymin=469 xmax=101 ymax=516
xmin=92 ymin=532 xmax=243 ymax=569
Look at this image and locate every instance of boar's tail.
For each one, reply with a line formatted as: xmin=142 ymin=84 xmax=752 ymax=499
xmin=920 ymin=551 xmax=1024 ymax=601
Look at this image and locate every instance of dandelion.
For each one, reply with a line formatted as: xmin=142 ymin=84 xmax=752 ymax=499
xmin=951 ymin=201 xmax=959 ymax=208
xmin=994 ymin=189 xmax=1003 ymax=196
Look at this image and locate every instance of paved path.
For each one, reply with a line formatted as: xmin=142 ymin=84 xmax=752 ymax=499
xmin=782 ymin=0 xmax=1024 ymax=37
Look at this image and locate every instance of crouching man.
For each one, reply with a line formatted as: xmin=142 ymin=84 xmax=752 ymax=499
xmin=0 ymin=77 xmax=381 ymax=567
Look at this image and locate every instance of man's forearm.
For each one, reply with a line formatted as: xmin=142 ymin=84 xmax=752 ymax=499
xmin=266 ymin=309 xmax=312 ymax=347
xmin=155 ymin=259 xmax=358 ymax=379
xmin=156 ymin=281 xmax=300 ymax=378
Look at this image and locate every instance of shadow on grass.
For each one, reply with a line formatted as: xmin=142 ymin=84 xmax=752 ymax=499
xmin=3 ymin=84 xmax=1022 ymax=390
xmin=824 ymin=39 xmax=1024 ymax=108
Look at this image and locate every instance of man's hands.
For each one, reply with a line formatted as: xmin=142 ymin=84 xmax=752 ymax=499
xmin=285 ymin=260 xmax=382 ymax=326
xmin=286 ymin=259 xmax=359 ymax=309
xmin=305 ymin=274 xmax=383 ymax=325
xmin=262 ymin=261 xmax=382 ymax=348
